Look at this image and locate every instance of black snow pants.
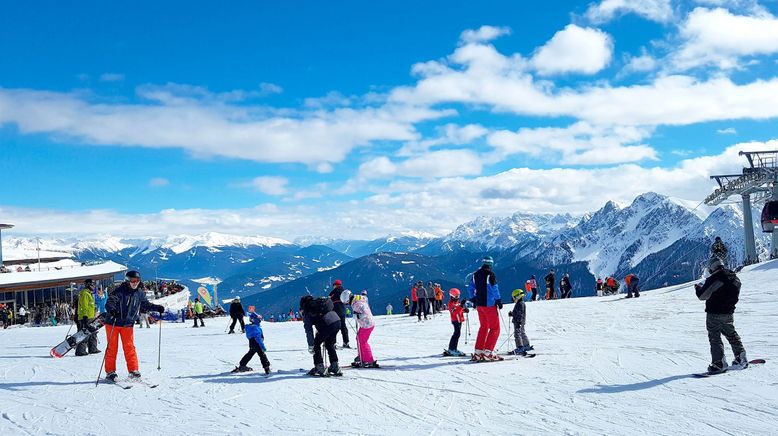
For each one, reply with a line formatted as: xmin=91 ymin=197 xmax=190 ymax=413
xmin=230 ymin=316 xmax=245 ymax=332
xmin=313 ymin=321 xmax=340 ymax=365
xmin=239 ymin=338 xmax=270 ymax=369
xmin=448 ymin=321 xmax=462 ymax=351
xmin=333 ymin=302 xmax=349 ymax=346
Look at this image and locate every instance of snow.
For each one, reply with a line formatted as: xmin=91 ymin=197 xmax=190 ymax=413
xmin=1 ymin=261 xmax=777 ymax=434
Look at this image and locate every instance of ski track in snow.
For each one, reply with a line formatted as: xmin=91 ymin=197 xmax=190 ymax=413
xmin=2 ymin=263 xmax=778 ymax=435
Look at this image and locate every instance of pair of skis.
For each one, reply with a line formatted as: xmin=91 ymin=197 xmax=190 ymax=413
xmin=102 ymin=377 xmax=159 ymax=389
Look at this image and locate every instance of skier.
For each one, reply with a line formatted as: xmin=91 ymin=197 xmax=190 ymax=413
xmin=467 ymin=256 xmax=503 ymax=361
xmin=103 ymin=271 xmax=165 ymax=382
xmin=605 ymin=276 xmax=620 ymax=295
xmin=344 ymin=290 xmax=379 ymax=368
xmin=508 ymin=289 xmax=533 ymax=355
xmin=694 ymin=257 xmax=747 ymax=374
xmin=192 ymin=298 xmax=205 ymax=327
xmin=560 ymin=273 xmax=573 ymax=299
xmin=544 ymin=269 xmax=556 ymax=300
xmin=386 ymin=303 xmax=393 ymax=315
xmin=434 ymin=284 xmax=444 ymax=313
xmin=228 ymin=297 xmax=246 ymax=334
xmin=300 ymin=295 xmax=342 ymax=376
xmin=416 ymin=281 xmax=430 ymax=321
xmin=444 ymin=288 xmax=468 ymax=356
xmin=403 ymin=296 xmax=410 ymax=314
xmin=625 ymin=273 xmax=640 ymax=298
xmin=711 ymin=236 xmax=728 ymax=267
xmin=233 ymin=313 xmax=271 ymax=375
xmin=410 ymin=285 xmax=418 ymax=317
xmin=75 ymin=279 xmax=100 ymax=356
xmin=595 ymin=277 xmax=604 ymax=296
xmin=328 ymin=280 xmax=351 ymax=348
xmin=527 ymin=275 xmax=538 ymax=301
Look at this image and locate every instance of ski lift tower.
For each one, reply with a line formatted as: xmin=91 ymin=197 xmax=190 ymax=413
xmin=705 ymin=150 xmax=778 ymax=263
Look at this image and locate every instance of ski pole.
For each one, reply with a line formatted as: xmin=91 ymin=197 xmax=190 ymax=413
xmin=95 ymin=323 xmax=115 ymax=386
xmin=157 ymin=316 xmax=163 ymax=370
xmin=464 ymin=312 xmax=470 ymax=345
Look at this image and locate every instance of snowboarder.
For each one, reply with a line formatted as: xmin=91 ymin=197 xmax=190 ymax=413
xmin=528 ymin=275 xmax=538 ymax=301
xmin=625 ymin=274 xmax=640 ymax=298
xmin=345 ymin=290 xmax=379 ymax=368
xmin=386 ymin=303 xmax=393 ymax=315
xmin=228 ymin=297 xmax=245 ymax=334
xmin=444 ymin=288 xmax=468 ymax=357
xmin=695 ymin=257 xmax=747 ymax=374
xmin=328 ymin=279 xmax=350 ymax=348
xmin=467 ymin=256 xmax=503 ymax=361
xmin=560 ymin=273 xmax=573 ymax=299
xmin=403 ymin=296 xmax=410 ymax=314
xmin=544 ymin=269 xmax=556 ymax=300
xmin=711 ymin=236 xmax=728 ymax=267
xmin=508 ymin=289 xmax=533 ymax=355
xmin=103 ymin=271 xmax=165 ymax=382
xmin=192 ymin=298 xmax=205 ymax=327
xmin=300 ymin=295 xmax=342 ymax=376
xmin=75 ymin=279 xmax=100 ymax=356
xmin=234 ymin=313 xmax=270 ymax=375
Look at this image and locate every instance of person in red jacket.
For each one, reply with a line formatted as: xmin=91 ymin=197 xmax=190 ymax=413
xmin=443 ymin=288 xmax=469 ymax=357
xmin=410 ymin=282 xmax=419 ymax=317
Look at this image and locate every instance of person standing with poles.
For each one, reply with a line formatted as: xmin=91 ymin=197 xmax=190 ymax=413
xmin=75 ymin=279 xmax=100 ymax=356
xmin=192 ymin=298 xmax=205 ymax=328
xmin=443 ymin=288 xmax=468 ymax=356
xmin=346 ymin=290 xmax=379 ymax=368
xmin=100 ymin=271 xmax=165 ymax=382
xmin=328 ymin=280 xmax=350 ymax=348
xmin=467 ymin=256 xmax=503 ymax=361
xmin=228 ymin=297 xmax=245 ymax=334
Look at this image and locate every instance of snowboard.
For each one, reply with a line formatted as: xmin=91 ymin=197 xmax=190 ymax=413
xmin=693 ymin=359 xmax=766 ymax=378
xmin=50 ymin=316 xmax=104 ymax=358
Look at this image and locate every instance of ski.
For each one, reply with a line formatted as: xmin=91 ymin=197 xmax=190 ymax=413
xmin=101 ymin=379 xmax=132 ymax=390
xmin=127 ymin=379 xmax=159 ymax=388
xmin=693 ymin=359 xmax=765 ymax=378
xmin=343 ymin=364 xmax=394 ymax=370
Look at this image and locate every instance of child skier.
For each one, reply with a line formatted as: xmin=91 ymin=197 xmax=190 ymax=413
xmin=233 ymin=312 xmax=271 ymax=375
xmin=344 ymin=290 xmax=379 ymax=368
xmin=444 ymin=288 xmax=468 ymax=356
xmin=695 ymin=257 xmax=747 ymax=374
xmin=508 ymin=289 xmax=533 ymax=355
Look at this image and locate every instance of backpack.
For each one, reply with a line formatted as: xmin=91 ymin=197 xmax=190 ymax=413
xmin=307 ymin=297 xmax=334 ymax=317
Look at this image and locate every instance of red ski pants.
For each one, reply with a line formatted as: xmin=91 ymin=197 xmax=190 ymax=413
xmin=475 ymin=306 xmax=500 ymax=352
xmin=105 ymin=325 xmax=139 ymax=373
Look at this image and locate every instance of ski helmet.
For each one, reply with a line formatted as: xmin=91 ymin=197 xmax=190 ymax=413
xmin=449 ymin=288 xmax=461 ymax=298
xmin=299 ymin=295 xmax=313 ymax=311
xmin=708 ymin=256 xmax=724 ymax=272
xmin=482 ymin=256 xmax=494 ymax=266
xmin=512 ymin=288 xmax=525 ymax=300
xmin=340 ymin=289 xmax=352 ymax=304
xmin=249 ymin=312 xmax=262 ymax=325
xmin=125 ymin=270 xmax=141 ymax=280
xmin=333 ymin=279 xmax=343 ymax=287
xmin=84 ymin=278 xmax=94 ymax=287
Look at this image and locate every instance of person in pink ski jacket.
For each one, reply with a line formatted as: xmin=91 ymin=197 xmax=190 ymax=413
xmin=343 ymin=290 xmax=379 ymax=368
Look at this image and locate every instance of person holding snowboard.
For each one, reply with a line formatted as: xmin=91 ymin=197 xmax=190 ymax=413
xmin=508 ymin=288 xmax=533 ymax=355
xmin=75 ymin=279 xmax=100 ymax=356
xmin=233 ymin=312 xmax=271 ymax=375
xmin=695 ymin=257 xmax=748 ymax=374
xmin=103 ymin=271 xmax=165 ymax=382
xmin=192 ymin=298 xmax=205 ymax=328
xmin=544 ymin=269 xmax=556 ymax=300
xmin=300 ymin=295 xmax=342 ymax=376
xmin=228 ymin=297 xmax=246 ymax=334
xmin=467 ymin=256 xmax=502 ymax=361
xmin=328 ymin=280 xmax=350 ymax=348
xmin=344 ymin=290 xmax=379 ymax=368
xmin=444 ymin=288 xmax=468 ymax=357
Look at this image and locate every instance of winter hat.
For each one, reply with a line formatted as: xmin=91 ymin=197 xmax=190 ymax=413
xmin=333 ymin=279 xmax=343 ymax=287
xmin=512 ymin=289 xmax=525 ymax=300
xmin=715 ymin=236 xmax=722 ymax=242
xmin=449 ymin=288 xmax=461 ymax=298
xmin=235 ymin=296 xmax=240 ymax=301
xmin=482 ymin=256 xmax=494 ymax=266
xmin=84 ymin=279 xmax=94 ymax=286
xmin=708 ymin=257 xmax=724 ymax=272
xmin=194 ymin=298 xmax=199 ymax=302
xmin=531 ymin=275 xmax=535 ymax=279
xmin=299 ymin=295 xmax=313 ymax=311
xmin=249 ymin=312 xmax=262 ymax=324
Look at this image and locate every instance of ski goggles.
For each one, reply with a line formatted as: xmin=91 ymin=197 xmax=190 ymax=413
xmin=128 ymin=278 xmax=141 ymax=285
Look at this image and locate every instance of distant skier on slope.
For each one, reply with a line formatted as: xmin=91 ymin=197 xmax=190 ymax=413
xmin=233 ymin=312 xmax=271 ymax=375
xmin=625 ymin=274 xmax=641 ymax=299
xmin=300 ymin=295 xmax=342 ymax=376
xmin=560 ymin=273 xmax=573 ymax=299
xmin=695 ymin=257 xmax=748 ymax=374
xmin=329 ymin=280 xmax=351 ymax=348
xmin=443 ymin=288 xmax=468 ymax=357
xmin=103 ymin=271 xmax=165 ymax=382
xmin=467 ymin=256 xmax=503 ymax=361
xmin=508 ymin=288 xmax=533 ymax=356
xmin=544 ymin=269 xmax=556 ymax=300
xmin=228 ymin=297 xmax=246 ymax=334
xmin=416 ymin=281 xmax=430 ymax=321
xmin=711 ymin=236 xmax=729 ymax=267
xmin=595 ymin=277 xmax=604 ymax=296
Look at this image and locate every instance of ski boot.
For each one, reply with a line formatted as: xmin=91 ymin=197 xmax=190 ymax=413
xmin=89 ymin=349 xmax=102 ymax=354
xmin=128 ymin=371 xmax=142 ymax=379
xmin=471 ymin=350 xmax=485 ymax=362
xmin=363 ymin=361 xmax=380 ymax=368
xmin=341 ymin=343 xmax=351 ymax=349
xmin=307 ymin=363 xmax=326 ymax=376
xmin=509 ymin=346 xmax=527 ymax=356
xmin=484 ymin=351 xmax=504 ymax=361
xmin=105 ymin=372 xmax=118 ymax=382
xmin=228 ymin=330 xmax=235 ymax=334
xmin=231 ymin=366 xmax=253 ymax=373
xmin=263 ymin=366 xmax=271 ymax=375
xmin=327 ymin=362 xmax=343 ymax=376
xmin=731 ymin=351 xmax=748 ymax=370
xmin=450 ymin=350 xmax=465 ymax=357
xmin=352 ymin=356 xmax=363 ymax=368
xmin=707 ymin=360 xmax=727 ymax=375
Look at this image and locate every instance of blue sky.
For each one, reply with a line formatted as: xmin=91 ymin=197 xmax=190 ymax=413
xmin=1 ymin=0 xmax=778 ymax=239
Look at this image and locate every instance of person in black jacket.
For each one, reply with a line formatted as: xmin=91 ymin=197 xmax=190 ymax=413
xmin=544 ymin=269 xmax=556 ymax=300
xmin=328 ymin=280 xmax=350 ymax=348
xmin=710 ymin=236 xmax=729 ymax=267
xmin=695 ymin=257 xmax=747 ymax=374
xmin=228 ymin=297 xmax=245 ymax=334
xmin=300 ymin=295 xmax=342 ymax=376
xmin=560 ymin=273 xmax=573 ymax=299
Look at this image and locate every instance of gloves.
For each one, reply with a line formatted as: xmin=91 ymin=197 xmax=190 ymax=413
xmin=496 ymin=299 xmax=503 ymax=310
xmin=463 ymin=308 xmax=469 ymax=314
xmin=694 ymin=284 xmax=702 ymax=292
xmin=308 ymin=346 xmax=315 ymax=355
xmin=508 ymin=310 xmax=513 ymax=317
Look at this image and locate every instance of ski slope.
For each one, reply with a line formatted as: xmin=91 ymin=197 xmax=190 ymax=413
xmin=2 ymin=262 xmax=777 ymax=435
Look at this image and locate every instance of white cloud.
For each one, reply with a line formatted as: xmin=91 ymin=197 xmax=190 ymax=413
xmin=356 ymin=157 xmax=397 ymax=180
xmin=149 ymin=177 xmax=170 ymax=187
xmin=530 ymin=25 xmax=614 ymax=75
xmin=398 ymin=123 xmax=488 ymax=156
xmin=259 ymin=82 xmax=283 ymax=95
xmin=99 ymin=73 xmax=125 ymax=82
xmin=247 ymin=176 xmax=289 ymax=195
xmin=620 ymin=49 xmax=658 ymax=76
xmin=357 ymin=149 xmax=483 ymax=180
xmin=717 ymin=127 xmax=737 ymax=134
xmin=459 ymin=25 xmax=511 ymax=45
xmin=673 ymin=8 xmax=778 ymax=70
xmin=585 ymin=0 xmax=674 ymax=23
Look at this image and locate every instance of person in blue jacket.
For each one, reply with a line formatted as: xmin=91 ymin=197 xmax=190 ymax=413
xmin=233 ymin=312 xmax=271 ymax=375
xmin=94 ymin=287 xmax=108 ymax=314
